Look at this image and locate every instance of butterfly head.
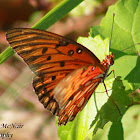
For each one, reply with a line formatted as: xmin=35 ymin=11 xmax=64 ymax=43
xmin=101 ymin=53 xmax=114 ymax=69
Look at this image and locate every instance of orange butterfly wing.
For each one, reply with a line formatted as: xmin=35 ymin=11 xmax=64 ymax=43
xmin=54 ymin=65 xmax=104 ymax=125
xmin=6 ymin=28 xmax=105 ymax=124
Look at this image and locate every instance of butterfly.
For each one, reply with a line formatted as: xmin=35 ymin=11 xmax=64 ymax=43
xmin=6 ymin=28 xmax=115 ymax=125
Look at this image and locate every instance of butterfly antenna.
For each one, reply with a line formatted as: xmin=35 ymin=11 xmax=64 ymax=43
xmin=114 ymin=43 xmax=140 ymax=55
xmin=109 ymin=13 xmax=115 ymax=54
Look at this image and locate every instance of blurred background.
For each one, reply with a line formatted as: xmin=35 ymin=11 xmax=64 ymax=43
xmin=0 ymin=0 xmax=117 ymax=139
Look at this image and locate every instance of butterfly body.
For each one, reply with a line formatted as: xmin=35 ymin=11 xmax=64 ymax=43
xmin=6 ymin=28 xmax=114 ymax=125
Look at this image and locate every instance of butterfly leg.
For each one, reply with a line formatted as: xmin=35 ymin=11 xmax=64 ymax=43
xmin=107 ymin=70 xmax=121 ymax=81
xmin=103 ymin=80 xmax=122 ymax=116
xmin=107 ymin=70 xmax=115 ymax=78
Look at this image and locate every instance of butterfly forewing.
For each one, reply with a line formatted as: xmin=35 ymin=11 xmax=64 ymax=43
xmin=6 ymin=28 xmax=106 ymax=125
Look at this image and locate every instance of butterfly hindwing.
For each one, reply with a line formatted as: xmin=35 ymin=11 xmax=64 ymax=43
xmin=53 ymin=65 xmax=104 ymax=125
xmin=33 ymin=72 xmax=69 ymax=116
xmin=33 ymin=75 xmax=60 ymax=116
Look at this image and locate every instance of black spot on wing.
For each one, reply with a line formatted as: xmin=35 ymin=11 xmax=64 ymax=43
xmin=42 ymin=48 xmax=48 ymax=54
xmin=26 ymin=56 xmax=40 ymax=63
xmin=60 ymin=61 xmax=65 ymax=67
xmin=76 ymin=48 xmax=82 ymax=54
xmin=52 ymin=76 xmax=56 ymax=80
xmin=47 ymin=55 xmax=51 ymax=60
xmin=68 ymin=50 xmax=74 ymax=56
xmin=55 ymin=40 xmax=69 ymax=48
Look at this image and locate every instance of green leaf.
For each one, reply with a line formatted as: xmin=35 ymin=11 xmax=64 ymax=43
xmin=122 ymin=105 xmax=140 ymax=140
xmin=90 ymin=0 xmax=140 ymax=90
xmin=90 ymin=76 xmax=131 ymax=135
xmin=90 ymin=0 xmax=140 ymax=54
xmin=125 ymin=56 xmax=140 ymax=89
xmin=108 ymin=120 xmax=124 ymax=140
xmin=77 ymin=35 xmax=109 ymax=61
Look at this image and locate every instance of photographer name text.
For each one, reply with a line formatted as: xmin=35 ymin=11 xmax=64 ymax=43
xmin=0 ymin=123 xmax=24 ymax=139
